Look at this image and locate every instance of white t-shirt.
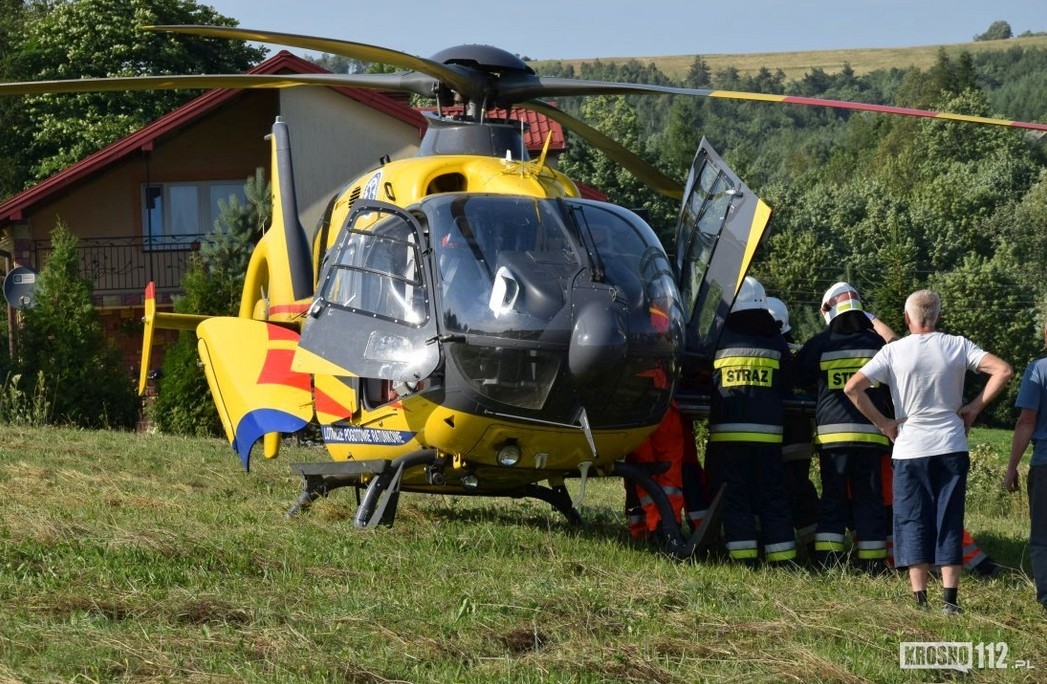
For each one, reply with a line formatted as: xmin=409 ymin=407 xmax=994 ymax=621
xmin=859 ymin=331 xmax=987 ymax=459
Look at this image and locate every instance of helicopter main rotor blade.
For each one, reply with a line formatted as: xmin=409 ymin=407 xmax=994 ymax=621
xmin=0 ymin=71 xmax=440 ymax=98
xmin=146 ymin=25 xmax=477 ymax=95
xmin=522 ymin=101 xmax=684 ymax=200
xmin=510 ymin=77 xmax=1047 ymax=132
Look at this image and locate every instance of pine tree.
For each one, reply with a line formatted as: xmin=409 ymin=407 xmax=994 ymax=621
xmin=15 ymin=220 xmax=139 ymax=428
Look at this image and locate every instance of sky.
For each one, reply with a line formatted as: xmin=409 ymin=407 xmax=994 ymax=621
xmin=203 ymin=0 xmax=1044 ymax=62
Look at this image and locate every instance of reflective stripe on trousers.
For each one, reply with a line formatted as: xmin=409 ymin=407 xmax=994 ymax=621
xmin=815 ymin=532 xmax=846 ymax=553
xmin=709 ymin=423 xmax=783 ymax=443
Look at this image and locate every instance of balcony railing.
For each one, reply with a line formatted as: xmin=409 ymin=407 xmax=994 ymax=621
xmin=32 ymin=234 xmax=206 ymax=296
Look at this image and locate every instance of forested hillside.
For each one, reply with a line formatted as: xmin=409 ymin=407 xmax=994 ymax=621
xmin=535 ymin=45 xmax=1047 ymax=423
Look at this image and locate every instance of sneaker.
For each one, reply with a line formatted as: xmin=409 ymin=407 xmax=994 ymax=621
xmin=942 ymin=602 xmax=964 ymax=616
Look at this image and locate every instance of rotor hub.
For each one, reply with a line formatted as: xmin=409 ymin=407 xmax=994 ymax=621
xmin=428 ymin=44 xmax=534 ymax=76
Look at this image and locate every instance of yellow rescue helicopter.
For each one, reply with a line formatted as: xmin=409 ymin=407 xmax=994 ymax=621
xmin=4 ymin=26 xmax=1046 ymax=558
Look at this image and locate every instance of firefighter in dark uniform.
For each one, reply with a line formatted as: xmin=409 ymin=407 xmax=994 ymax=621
xmin=795 ymin=282 xmax=890 ymax=571
xmin=705 ymin=277 xmax=796 ymax=565
xmin=768 ymin=296 xmax=820 ymax=559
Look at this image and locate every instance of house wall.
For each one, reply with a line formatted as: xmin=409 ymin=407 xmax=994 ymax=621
xmin=279 ymin=88 xmax=422 ymax=234
xmin=24 ymin=90 xmax=280 ymax=245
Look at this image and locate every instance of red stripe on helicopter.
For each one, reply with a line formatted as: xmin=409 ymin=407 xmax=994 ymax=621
xmin=269 ymin=303 xmax=311 ymax=315
xmin=257 ymin=349 xmax=311 ymax=391
xmin=314 ymin=387 xmax=351 ymax=420
xmin=706 ymin=90 xmax=1047 ymax=131
xmin=266 ymin=324 xmax=299 ymax=342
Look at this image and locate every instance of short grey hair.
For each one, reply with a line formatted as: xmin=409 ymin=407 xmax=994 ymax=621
xmin=904 ymin=289 xmax=940 ymax=328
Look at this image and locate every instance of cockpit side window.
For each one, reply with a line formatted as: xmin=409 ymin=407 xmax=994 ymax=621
xmin=322 ymin=210 xmax=427 ymax=326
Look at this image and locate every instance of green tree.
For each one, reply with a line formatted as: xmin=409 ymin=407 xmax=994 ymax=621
xmin=991 ymin=169 xmax=1047 ymax=295
xmin=975 ymin=20 xmax=1012 ymax=41
xmin=0 ymin=0 xmax=41 ymax=198
xmin=151 ymin=169 xmax=270 ymax=436
xmin=9 ymin=0 xmax=266 ymax=184
xmin=308 ymin=52 xmax=369 ymax=75
xmin=15 ymin=220 xmax=140 ymax=428
xmin=558 ymin=95 xmax=677 ymax=245
xmin=684 ymin=55 xmax=711 ymax=88
xmin=929 ymin=250 xmax=1038 ymax=426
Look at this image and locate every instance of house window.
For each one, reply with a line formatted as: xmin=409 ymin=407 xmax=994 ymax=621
xmin=143 ymin=181 xmax=248 ymax=249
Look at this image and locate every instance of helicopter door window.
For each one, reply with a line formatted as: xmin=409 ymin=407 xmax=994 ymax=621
xmin=677 ymin=160 xmax=732 ymax=315
xmin=321 ymin=212 xmax=428 ymax=327
xmin=301 ymin=201 xmax=440 ymax=384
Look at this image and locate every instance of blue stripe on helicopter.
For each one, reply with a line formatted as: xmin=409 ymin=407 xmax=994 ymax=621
xmin=321 ymin=425 xmax=414 ymax=446
xmin=234 ymin=409 xmax=311 ymax=471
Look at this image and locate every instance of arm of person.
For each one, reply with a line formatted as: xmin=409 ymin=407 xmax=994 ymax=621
xmin=843 ymin=370 xmax=897 ymax=442
xmin=958 ymin=353 xmax=1014 ymax=430
xmin=1005 ymin=408 xmax=1036 ymax=493
xmin=867 ymin=313 xmax=900 ymax=343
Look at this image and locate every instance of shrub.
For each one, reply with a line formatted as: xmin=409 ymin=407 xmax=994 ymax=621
xmin=0 ymin=371 xmax=51 ymax=425
xmin=13 ymin=221 xmax=139 ymax=429
xmin=967 ymin=441 xmax=1023 ymax=517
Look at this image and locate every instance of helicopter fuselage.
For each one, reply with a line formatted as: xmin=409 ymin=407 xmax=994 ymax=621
xmin=292 ymin=143 xmax=686 ymax=494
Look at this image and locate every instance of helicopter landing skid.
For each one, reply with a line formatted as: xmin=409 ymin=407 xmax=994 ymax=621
xmin=286 ymin=459 xmax=390 ymax=518
xmin=287 ymin=451 xmax=439 ymax=527
xmin=522 ymin=482 xmax=584 ymax=526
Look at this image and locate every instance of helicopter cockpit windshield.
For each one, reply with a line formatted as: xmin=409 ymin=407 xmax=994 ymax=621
xmin=428 ymin=195 xmax=581 ymax=338
xmin=419 ymin=194 xmax=683 ymax=422
xmin=302 ymin=193 xmax=685 ymax=422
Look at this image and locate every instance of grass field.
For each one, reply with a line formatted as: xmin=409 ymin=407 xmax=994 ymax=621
xmin=1 ymin=424 xmax=1044 ymax=682
xmin=530 ymin=34 xmax=1047 ymax=82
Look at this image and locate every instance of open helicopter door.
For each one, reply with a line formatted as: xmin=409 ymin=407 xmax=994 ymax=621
xmin=294 ymin=200 xmax=440 ymax=384
xmin=674 ymin=138 xmax=773 ymax=380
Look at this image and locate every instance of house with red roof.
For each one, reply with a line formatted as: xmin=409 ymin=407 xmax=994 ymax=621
xmin=0 ymin=50 xmax=578 ymax=375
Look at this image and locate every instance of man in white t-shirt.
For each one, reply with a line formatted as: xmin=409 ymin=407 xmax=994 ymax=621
xmin=843 ymin=290 xmax=1012 ymax=615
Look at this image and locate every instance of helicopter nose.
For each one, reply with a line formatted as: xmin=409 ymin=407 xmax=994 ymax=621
xmin=569 ymin=301 xmax=627 ymax=379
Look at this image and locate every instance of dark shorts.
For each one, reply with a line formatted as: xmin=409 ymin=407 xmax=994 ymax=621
xmin=892 ymin=452 xmax=969 ymax=568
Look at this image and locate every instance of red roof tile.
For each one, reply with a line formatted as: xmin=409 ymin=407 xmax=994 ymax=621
xmin=418 ymin=105 xmax=566 ymax=153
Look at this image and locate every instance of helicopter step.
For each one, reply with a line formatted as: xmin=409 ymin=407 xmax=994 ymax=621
xmin=286 ymin=458 xmax=388 ymax=518
xmin=287 ymin=451 xmax=434 ymax=526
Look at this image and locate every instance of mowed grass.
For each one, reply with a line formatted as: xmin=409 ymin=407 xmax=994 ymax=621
xmin=532 ymin=34 xmax=1047 ymax=82
xmin=1 ymin=424 xmax=1045 ymax=682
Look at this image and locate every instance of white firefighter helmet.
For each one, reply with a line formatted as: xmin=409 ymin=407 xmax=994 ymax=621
xmin=821 ymin=281 xmax=864 ymax=324
xmin=732 ymin=276 xmax=767 ymax=312
xmin=766 ymin=296 xmax=791 ymax=334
